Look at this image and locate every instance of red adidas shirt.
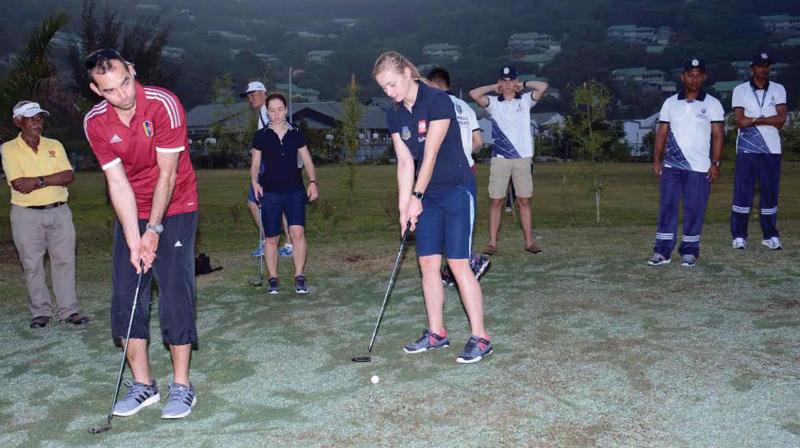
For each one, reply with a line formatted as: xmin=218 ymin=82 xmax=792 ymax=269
xmin=84 ymin=82 xmax=198 ymax=219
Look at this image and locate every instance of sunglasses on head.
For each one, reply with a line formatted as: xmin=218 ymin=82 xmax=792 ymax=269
xmin=84 ymin=48 xmax=124 ymax=70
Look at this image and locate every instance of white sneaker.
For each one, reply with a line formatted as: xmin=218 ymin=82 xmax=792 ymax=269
xmin=732 ymin=238 xmax=746 ymax=250
xmin=647 ymin=253 xmax=671 ymax=266
xmin=761 ymin=237 xmax=782 ymax=250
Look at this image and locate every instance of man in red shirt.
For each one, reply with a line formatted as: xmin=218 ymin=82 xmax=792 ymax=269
xmin=83 ymin=48 xmax=198 ymax=419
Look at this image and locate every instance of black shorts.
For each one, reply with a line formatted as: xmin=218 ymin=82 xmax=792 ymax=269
xmin=111 ymin=212 xmax=198 ymax=345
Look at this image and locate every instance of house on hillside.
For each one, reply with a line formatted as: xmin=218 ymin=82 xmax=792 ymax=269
xmin=607 ymin=25 xmax=670 ymax=45
xmin=507 ymin=32 xmax=561 ymax=54
xmin=760 ymin=15 xmax=800 ymax=35
xmin=207 ymin=30 xmax=255 ymax=44
xmin=307 ymin=50 xmax=333 ymax=63
xmin=275 ymin=83 xmax=320 ymax=102
xmin=423 ymin=43 xmax=462 ymax=61
xmin=622 ymin=112 xmax=659 ymax=158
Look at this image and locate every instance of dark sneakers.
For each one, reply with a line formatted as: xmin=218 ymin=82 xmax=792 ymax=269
xmin=403 ymin=329 xmax=450 ymax=353
xmin=30 ymin=316 xmax=50 ymax=329
xmin=294 ymin=275 xmax=308 ymax=294
xmin=267 ymin=277 xmax=279 ymax=294
xmin=60 ymin=313 xmax=89 ymax=326
xmin=456 ymin=335 xmax=493 ymax=364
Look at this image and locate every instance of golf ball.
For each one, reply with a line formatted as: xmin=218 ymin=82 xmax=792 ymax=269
xmin=370 ymin=375 xmax=380 ymax=384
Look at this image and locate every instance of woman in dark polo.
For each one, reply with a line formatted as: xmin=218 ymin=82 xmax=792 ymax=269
xmin=250 ymin=93 xmax=318 ymax=294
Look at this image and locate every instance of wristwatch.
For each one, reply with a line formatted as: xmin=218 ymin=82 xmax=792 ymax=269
xmin=711 ymin=160 xmax=721 ymax=167
xmin=412 ymin=191 xmax=424 ymax=200
xmin=145 ymin=223 xmax=164 ymax=234
xmin=37 ymin=176 xmax=46 ymax=188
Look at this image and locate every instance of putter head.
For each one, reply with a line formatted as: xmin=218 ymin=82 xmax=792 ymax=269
xmin=88 ymin=423 xmax=112 ymax=434
xmin=249 ymin=278 xmax=263 ymax=287
xmin=351 ymin=356 xmax=371 ymax=363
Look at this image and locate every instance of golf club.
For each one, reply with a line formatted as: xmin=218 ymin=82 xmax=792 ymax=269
xmin=88 ymin=264 xmax=145 ymax=434
xmin=249 ymin=202 xmax=264 ymax=287
xmin=352 ymin=221 xmax=412 ymax=363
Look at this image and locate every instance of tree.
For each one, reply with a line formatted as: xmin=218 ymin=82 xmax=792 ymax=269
xmin=69 ymin=0 xmax=177 ymax=108
xmin=338 ymin=74 xmax=363 ymax=199
xmin=565 ymin=80 xmax=616 ymax=223
xmin=0 ymin=13 xmax=68 ymax=137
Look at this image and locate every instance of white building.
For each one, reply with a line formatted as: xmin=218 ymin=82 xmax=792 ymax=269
xmin=622 ymin=112 xmax=659 ymax=157
xmin=761 ymin=15 xmax=800 ymax=34
xmin=423 ymin=43 xmax=462 ymax=61
xmin=508 ymin=32 xmax=561 ymax=54
xmin=307 ymin=50 xmax=333 ymax=63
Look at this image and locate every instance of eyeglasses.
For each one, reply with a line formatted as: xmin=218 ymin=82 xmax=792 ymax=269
xmin=84 ymin=48 xmax=124 ymax=70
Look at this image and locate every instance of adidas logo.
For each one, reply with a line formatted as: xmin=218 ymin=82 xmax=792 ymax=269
xmin=174 ymin=241 xmax=183 ymax=247
xmin=110 ymin=134 xmax=123 ymax=144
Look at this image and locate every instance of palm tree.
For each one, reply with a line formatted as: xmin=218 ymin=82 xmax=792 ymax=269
xmin=0 ymin=13 xmax=68 ymax=136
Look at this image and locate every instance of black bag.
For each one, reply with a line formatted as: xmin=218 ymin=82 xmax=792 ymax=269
xmin=195 ymin=253 xmax=222 ymax=276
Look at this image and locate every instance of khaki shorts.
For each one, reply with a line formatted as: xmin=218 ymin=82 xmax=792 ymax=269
xmin=488 ymin=157 xmax=533 ymax=199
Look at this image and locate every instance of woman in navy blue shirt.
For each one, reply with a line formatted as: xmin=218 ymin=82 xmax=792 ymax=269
xmin=372 ymin=51 xmax=493 ymax=363
xmin=250 ymin=93 xmax=318 ymax=295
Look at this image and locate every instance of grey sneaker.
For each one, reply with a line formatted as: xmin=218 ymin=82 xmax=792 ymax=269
xmin=113 ymin=380 xmax=160 ymax=416
xmin=680 ymin=254 xmax=697 ymax=267
xmin=161 ymin=383 xmax=196 ymax=419
xmin=732 ymin=237 xmax=746 ymax=249
xmin=761 ymin=237 xmax=782 ymax=250
xmin=647 ymin=253 xmax=671 ymax=266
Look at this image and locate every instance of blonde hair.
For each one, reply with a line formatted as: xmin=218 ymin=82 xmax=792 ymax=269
xmin=372 ymin=51 xmax=422 ymax=80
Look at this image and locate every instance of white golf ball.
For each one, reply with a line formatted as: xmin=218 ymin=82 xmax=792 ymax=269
xmin=370 ymin=375 xmax=380 ymax=384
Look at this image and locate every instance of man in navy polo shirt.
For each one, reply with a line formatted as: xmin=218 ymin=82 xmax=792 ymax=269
xmin=470 ymin=66 xmax=548 ymax=255
xmin=730 ymin=52 xmax=788 ymax=251
xmin=648 ymin=58 xmax=724 ymax=267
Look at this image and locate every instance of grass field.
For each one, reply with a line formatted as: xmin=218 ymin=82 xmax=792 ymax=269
xmin=0 ymin=163 xmax=799 ymax=447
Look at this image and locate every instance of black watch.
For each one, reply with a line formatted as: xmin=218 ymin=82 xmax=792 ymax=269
xmin=38 ymin=176 xmax=46 ymax=188
xmin=412 ymin=191 xmax=424 ymax=200
xmin=711 ymin=160 xmax=721 ymax=167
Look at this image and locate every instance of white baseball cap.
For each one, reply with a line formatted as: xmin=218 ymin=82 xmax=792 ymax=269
xmin=12 ymin=101 xmax=50 ymax=119
xmin=239 ymin=81 xmax=267 ymax=98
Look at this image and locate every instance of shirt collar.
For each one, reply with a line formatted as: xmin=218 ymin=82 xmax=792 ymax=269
xmin=677 ymin=89 xmax=707 ymax=102
xmin=749 ymin=77 xmax=770 ymax=91
xmin=497 ymin=93 xmax=522 ymax=102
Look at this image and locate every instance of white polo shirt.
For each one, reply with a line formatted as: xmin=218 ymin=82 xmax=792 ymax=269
xmin=658 ymin=90 xmax=724 ymax=173
xmin=485 ymin=93 xmax=537 ymax=159
xmin=732 ymin=79 xmax=786 ymax=154
xmin=449 ymin=94 xmax=479 ymax=167
xmin=256 ymin=105 xmax=269 ymax=130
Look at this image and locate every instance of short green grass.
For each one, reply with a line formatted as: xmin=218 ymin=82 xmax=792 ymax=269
xmin=0 ymin=163 xmax=799 ymax=447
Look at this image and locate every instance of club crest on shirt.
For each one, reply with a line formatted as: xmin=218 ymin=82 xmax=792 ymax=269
xmin=48 ymin=150 xmax=56 ymax=158
xmin=401 ymin=126 xmax=411 ymax=141
xmin=418 ymin=120 xmax=428 ymax=136
xmin=143 ymin=120 xmax=153 ymax=137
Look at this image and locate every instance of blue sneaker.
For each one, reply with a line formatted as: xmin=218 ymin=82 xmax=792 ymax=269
xmin=161 ymin=382 xmax=196 ymax=419
xmin=295 ymin=275 xmax=308 ymax=294
xmin=251 ymin=242 xmax=264 ymax=258
xmin=268 ymin=277 xmax=279 ymax=295
xmin=456 ymin=336 xmax=493 ymax=364
xmin=112 ymin=379 xmax=160 ymax=416
xmin=279 ymin=244 xmax=293 ymax=257
xmin=403 ymin=329 xmax=449 ymax=354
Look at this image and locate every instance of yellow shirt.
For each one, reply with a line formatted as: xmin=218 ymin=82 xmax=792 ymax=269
xmin=1 ymin=134 xmax=73 ymax=207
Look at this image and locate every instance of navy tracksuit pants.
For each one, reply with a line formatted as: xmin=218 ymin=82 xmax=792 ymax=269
xmin=654 ymin=167 xmax=710 ymax=258
xmin=730 ymin=152 xmax=781 ymax=241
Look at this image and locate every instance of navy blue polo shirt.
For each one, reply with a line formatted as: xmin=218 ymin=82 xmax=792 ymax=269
xmin=252 ymin=124 xmax=306 ymax=193
xmin=386 ymin=81 xmax=472 ymax=192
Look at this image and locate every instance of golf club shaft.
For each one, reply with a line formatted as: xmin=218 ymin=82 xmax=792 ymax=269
xmin=105 ymin=266 xmax=144 ymax=422
xmin=366 ymin=222 xmax=411 ymax=354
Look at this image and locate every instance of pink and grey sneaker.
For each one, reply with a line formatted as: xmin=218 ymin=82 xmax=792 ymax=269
xmin=403 ymin=329 xmax=450 ymax=353
xmin=456 ymin=335 xmax=493 ymax=364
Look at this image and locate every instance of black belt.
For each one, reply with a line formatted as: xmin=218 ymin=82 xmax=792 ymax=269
xmin=26 ymin=201 xmax=65 ymax=210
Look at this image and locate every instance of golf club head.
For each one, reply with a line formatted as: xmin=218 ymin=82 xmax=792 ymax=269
xmin=351 ymin=356 xmax=371 ymax=363
xmin=88 ymin=422 xmax=112 ymax=434
xmin=249 ymin=277 xmax=263 ymax=287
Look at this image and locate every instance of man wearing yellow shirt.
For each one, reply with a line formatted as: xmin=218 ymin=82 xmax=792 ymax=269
xmin=1 ymin=101 xmax=89 ymax=328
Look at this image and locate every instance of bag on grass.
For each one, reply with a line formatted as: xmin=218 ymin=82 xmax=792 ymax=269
xmin=195 ymin=253 xmax=222 ymax=276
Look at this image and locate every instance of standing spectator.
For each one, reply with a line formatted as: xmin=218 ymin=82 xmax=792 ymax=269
xmin=250 ymin=93 xmax=318 ymax=295
xmin=2 ymin=101 xmax=89 ymax=328
xmin=470 ymin=66 xmax=547 ymax=255
xmin=426 ymin=67 xmax=491 ymax=284
xmin=647 ymin=58 xmax=724 ymax=267
xmin=84 ymin=48 xmax=199 ymax=419
xmin=730 ymin=52 xmax=788 ymax=250
xmin=240 ymin=81 xmax=295 ymax=258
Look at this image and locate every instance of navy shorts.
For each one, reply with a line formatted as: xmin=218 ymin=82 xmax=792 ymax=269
xmin=111 ymin=212 xmax=198 ymax=346
xmin=247 ymin=184 xmax=257 ymax=204
xmin=261 ymin=190 xmax=306 ymax=237
xmin=415 ymin=184 xmax=476 ymax=259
